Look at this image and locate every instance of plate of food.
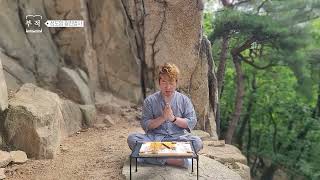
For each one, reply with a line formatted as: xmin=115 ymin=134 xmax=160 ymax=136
xmin=139 ymin=141 xmax=193 ymax=157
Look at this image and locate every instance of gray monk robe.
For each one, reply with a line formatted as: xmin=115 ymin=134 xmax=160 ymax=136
xmin=127 ymin=91 xmax=203 ymax=165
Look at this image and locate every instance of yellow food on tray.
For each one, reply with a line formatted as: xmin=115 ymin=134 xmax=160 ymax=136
xmin=149 ymin=142 xmax=175 ymax=153
xmin=139 ymin=141 xmax=193 ymax=157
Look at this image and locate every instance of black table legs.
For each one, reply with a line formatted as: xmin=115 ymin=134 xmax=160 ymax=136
xmin=130 ymin=157 xmax=199 ymax=180
xmin=192 ymin=158 xmax=194 ymax=173
xmin=135 ymin=158 xmax=138 ymax=172
xmin=129 ymin=157 xmax=132 ymax=180
xmin=197 ymin=156 xmax=199 ymax=180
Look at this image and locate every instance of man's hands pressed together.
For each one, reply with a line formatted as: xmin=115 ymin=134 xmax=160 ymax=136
xmin=163 ymin=103 xmax=175 ymax=122
xmin=147 ymin=103 xmax=188 ymax=130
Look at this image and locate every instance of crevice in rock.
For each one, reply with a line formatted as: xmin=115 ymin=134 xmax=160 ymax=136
xmin=150 ymin=0 xmax=167 ymax=93
xmin=120 ymin=0 xmax=141 ymax=69
xmin=124 ymin=0 xmax=148 ymax=99
xmin=2 ymin=68 xmax=23 ymax=84
xmin=203 ymin=37 xmax=218 ymax=136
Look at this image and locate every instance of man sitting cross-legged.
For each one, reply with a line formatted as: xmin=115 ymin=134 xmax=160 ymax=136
xmin=127 ymin=62 xmax=203 ymax=168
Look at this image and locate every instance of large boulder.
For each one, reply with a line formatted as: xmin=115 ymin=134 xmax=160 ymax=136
xmin=191 ymin=130 xmax=210 ymax=140
xmin=200 ymin=142 xmax=250 ymax=179
xmin=57 ymin=67 xmax=93 ymax=105
xmin=5 ymin=84 xmax=62 ymax=159
xmin=232 ymin=162 xmax=251 ymax=180
xmin=10 ymin=150 xmax=28 ymax=164
xmin=0 ymin=56 xmax=8 ymax=111
xmin=200 ymin=144 xmax=247 ymax=165
xmin=0 ymin=151 xmax=11 ymax=168
xmin=122 ymin=155 xmax=242 ymax=180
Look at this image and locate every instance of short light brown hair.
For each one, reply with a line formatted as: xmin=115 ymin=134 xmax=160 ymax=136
xmin=158 ymin=63 xmax=180 ymax=82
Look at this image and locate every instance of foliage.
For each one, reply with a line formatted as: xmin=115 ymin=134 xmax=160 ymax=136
xmin=204 ymin=0 xmax=320 ymax=179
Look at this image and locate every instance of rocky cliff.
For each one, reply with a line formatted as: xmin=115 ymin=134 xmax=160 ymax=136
xmin=0 ymin=1 xmax=253 ymax=179
xmin=0 ymin=0 xmax=218 ymax=136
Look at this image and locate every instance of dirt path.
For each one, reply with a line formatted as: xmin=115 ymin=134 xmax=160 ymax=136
xmin=5 ymin=114 xmax=143 ymax=180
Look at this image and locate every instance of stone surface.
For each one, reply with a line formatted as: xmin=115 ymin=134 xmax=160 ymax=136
xmin=0 ymin=168 xmax=5 ymax=179
xmin=191 ymin=130 xmax=210 ymax=140
xmin=57 ymin=67 xmax=93 ymax=105
xmin=0 ymin=133 xmax=4 ymax=148
xmin=76 ymin=68 xmax=89 ymax=84
xmin=126 ymin=0 xmax=218 ymax=136
xmin=122 ymin=155 xmax=242 ymax=180
xmin=0 ymin=151 xmax=11 ymax=167
xmin=5 ymin=83 xmax=62 ymax=159
xmin=79 ymin=105 xmax=97 ymax=127
xmin=10 ymin=150 xmax=28 ymax=164
xmin=44 ymin=0 xmax=99 ymax=91
xmin=59 ymin=100 xmax=83 ymax=138
xmin=200 ymin=144 xmax=247 ymax=165
xmin=0 ymin=55 xmax=8 ymax=111
xmin=95 ymin=103 xmax=122 ymax=115
xmin=89 ymin=0 xmax=142 ymax=103
xmin=103 ymin=115 xmax=115 ymax=127
xmin=0 ymin=0 xmax=60 ymax=86
xmin=203 ymin=140 xmax=225 ymax=147
xmin=0 ymin=51 xmax=36 ymax=92
xmin=93 ymin=123 xmax=107 ymax=129
xmin=233 ymin=162 xmax=251 ymax=180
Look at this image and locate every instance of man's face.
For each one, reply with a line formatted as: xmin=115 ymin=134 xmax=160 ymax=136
xmin=159 ymin=74 xmax=177 ymax=97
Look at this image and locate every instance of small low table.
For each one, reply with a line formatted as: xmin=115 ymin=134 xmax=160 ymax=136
xmin=129 ymin=141 xmax=199 ymax=180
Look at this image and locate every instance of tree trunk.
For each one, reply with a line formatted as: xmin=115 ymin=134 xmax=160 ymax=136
xmin=269 ymin=108 xmax=278 ymax=154
xmin=203 ymin=40 xmax=220 ymax=136
xmin=225 ymin=54 xmax=245 ymax=144
xmin=235 ymin=72 xmax=257 ymax=149
xmin=312 ymin=83 xmax=320 ymax=118
xmin=246 ymin=114 xmax=252 ymax=165
xmin=202 ymin=37 xmax=219 ymax=136
xmin=261 ymin=163 xmax=278 ymax=180
xmin=215 ymin=35 xmax=229 ymax=137
xmin=217 ymin=35 xmax=229 ymax=98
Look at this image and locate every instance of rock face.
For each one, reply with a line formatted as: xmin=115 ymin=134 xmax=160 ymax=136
xmin=0 ymin=56 xmax=8 ymax=111
xmin=57 ymin=67 xmax=93 ymax=105
xmin=5 ymin=84 xmax=62 ymax=159
xmin=79 ymin=105 xmax=97 ymax=127
xmin=89 ymin=0 xmax=142 ymax=103
xmin=59 ymin=100 xmax=83 ymax=138
xmin=0 ymin=0 xmax=60 ymax=87
xmin=122 ymin=155 xmax=242 ymax=180
xmin=42 ymin=0 xmax=142 ymax=103
xmin=125 ymin=0 xmax=218 ymax=136
xmin=0 ymin=51 xmax=36 ymax=92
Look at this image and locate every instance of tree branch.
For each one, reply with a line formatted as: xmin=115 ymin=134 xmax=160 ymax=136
xmin=239 ymin=54 xmax=276 ymax=69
